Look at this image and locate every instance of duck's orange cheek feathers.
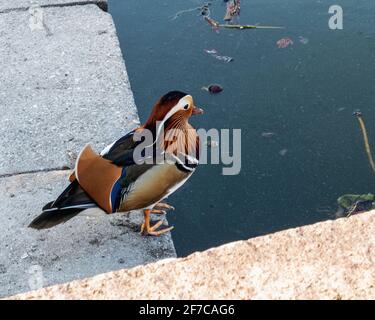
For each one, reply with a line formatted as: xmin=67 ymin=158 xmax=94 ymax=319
xmin=163 ymin=128 xmax=199 ymax=158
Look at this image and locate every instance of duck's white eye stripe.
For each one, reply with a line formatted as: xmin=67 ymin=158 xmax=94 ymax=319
xmin=143 ymin=95 xmax=192 ymax=149
xmin=155 ymin=96 xmax=191 ymax=139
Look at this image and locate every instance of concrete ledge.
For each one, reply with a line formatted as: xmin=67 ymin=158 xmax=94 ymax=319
xmin=0 ymin=171 xmax=176 ymax=298
xmin=0 ymin=2 xmax=176 ymax=298
xmin=0 ymin=1 xmax=108 ymax=13
xmin=7 ymin=210 xmax=375 ymax=300
xmin=0 ymin=4 xmax=137 ymax=176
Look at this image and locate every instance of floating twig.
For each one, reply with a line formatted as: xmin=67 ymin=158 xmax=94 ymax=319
xmin=219 ymin=24 xmax=284 ymax=30
xmin=354 ymin=111 xmax=375 ymax=173
xmin=205 ymin=16 xmax=284 ymax=30
xmin=204 ymin=16 xmax=220 ymax=28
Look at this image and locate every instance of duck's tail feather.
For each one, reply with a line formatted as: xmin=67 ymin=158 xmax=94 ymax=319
xmin=29 ymin=179 xmax=97 ymax=229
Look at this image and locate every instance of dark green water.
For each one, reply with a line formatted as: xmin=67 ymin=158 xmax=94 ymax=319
xmin=109 ymin=0 xmax=375 ymax=256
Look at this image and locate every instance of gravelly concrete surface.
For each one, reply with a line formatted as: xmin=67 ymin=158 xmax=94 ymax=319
xmin=0 ymin=171 xmax=176 ymax=298
xmin=0 ymin=3 xmax=177 ymax=298
xmin=0 ymin=0 xmax=108 ymax=13
xmin=0 ymin=4 xmax=139 ymax=176
xmin=7 ymin=211 xmax=375 ymax=300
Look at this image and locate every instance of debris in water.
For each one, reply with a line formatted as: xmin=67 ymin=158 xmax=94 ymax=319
xmin=204 ymin=48 xmax=234 ymax=63
xmin=204 ymin=16 xmax=220 ymax=31
xmin=204 ymin=49 xmax=217 ymax=55
xmin=279 ymin=148 xmax=288 ymax=156
xmin=337 ymin=193 xmax=375 ymax=217
xmin=219 ymin=23 xmax=284 ymax=30
xmin=276 ymin=37 xmax=294 ymax=48
xmin=214 ymin=55 xmax=233 ymax=63
xmin=201 ymin=4 xmax=211 ymax=17
xmin=224 ymin=0 xmax=241 ymax=22
xmin=298 ymin=36 xmax=309 ymax=44
xmin=261 ymin=132 xmax=276 ymax=138
xmin=205 ymin=16 xmax=218 ymax=27
xmin=201 ymin=84 xmax=223 ymax=94
xmin=205 ymin=16 xmax=284 ymax=30
xmin=170 ymin=2 xmax=211 ymax=21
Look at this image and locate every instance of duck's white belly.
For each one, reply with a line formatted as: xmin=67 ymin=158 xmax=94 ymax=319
xmin=119 ymin=163 xmax=191 ymax=211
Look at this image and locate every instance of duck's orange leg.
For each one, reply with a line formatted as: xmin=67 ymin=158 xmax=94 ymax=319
xmin=140 ymin=209 xmax=174 ymax=236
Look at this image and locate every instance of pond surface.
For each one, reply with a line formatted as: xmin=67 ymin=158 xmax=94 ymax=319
xmin=109 ymin=0 xmax=375 ymax=256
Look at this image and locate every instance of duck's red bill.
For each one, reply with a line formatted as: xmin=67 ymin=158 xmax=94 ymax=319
xmin=192 ymin=107 xmax=204 ymax=115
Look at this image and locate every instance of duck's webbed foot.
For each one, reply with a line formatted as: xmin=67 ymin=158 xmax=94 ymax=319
xmin=153 ymin=202 xmax=175 ymax=211
xmin=148 ymin=202 xmax=175 ymax=215
xmin=140 ymin=209 xmax=174 ymax=236
xmin=149 ymin=209 xmax=167 ymax=215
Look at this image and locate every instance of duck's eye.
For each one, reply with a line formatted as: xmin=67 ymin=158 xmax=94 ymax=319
xmin=183 ymin=104 xmax=189 ymax=110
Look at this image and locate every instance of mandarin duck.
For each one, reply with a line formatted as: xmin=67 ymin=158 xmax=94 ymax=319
xmin=29 ymin=91 xmax=203 ymax=236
